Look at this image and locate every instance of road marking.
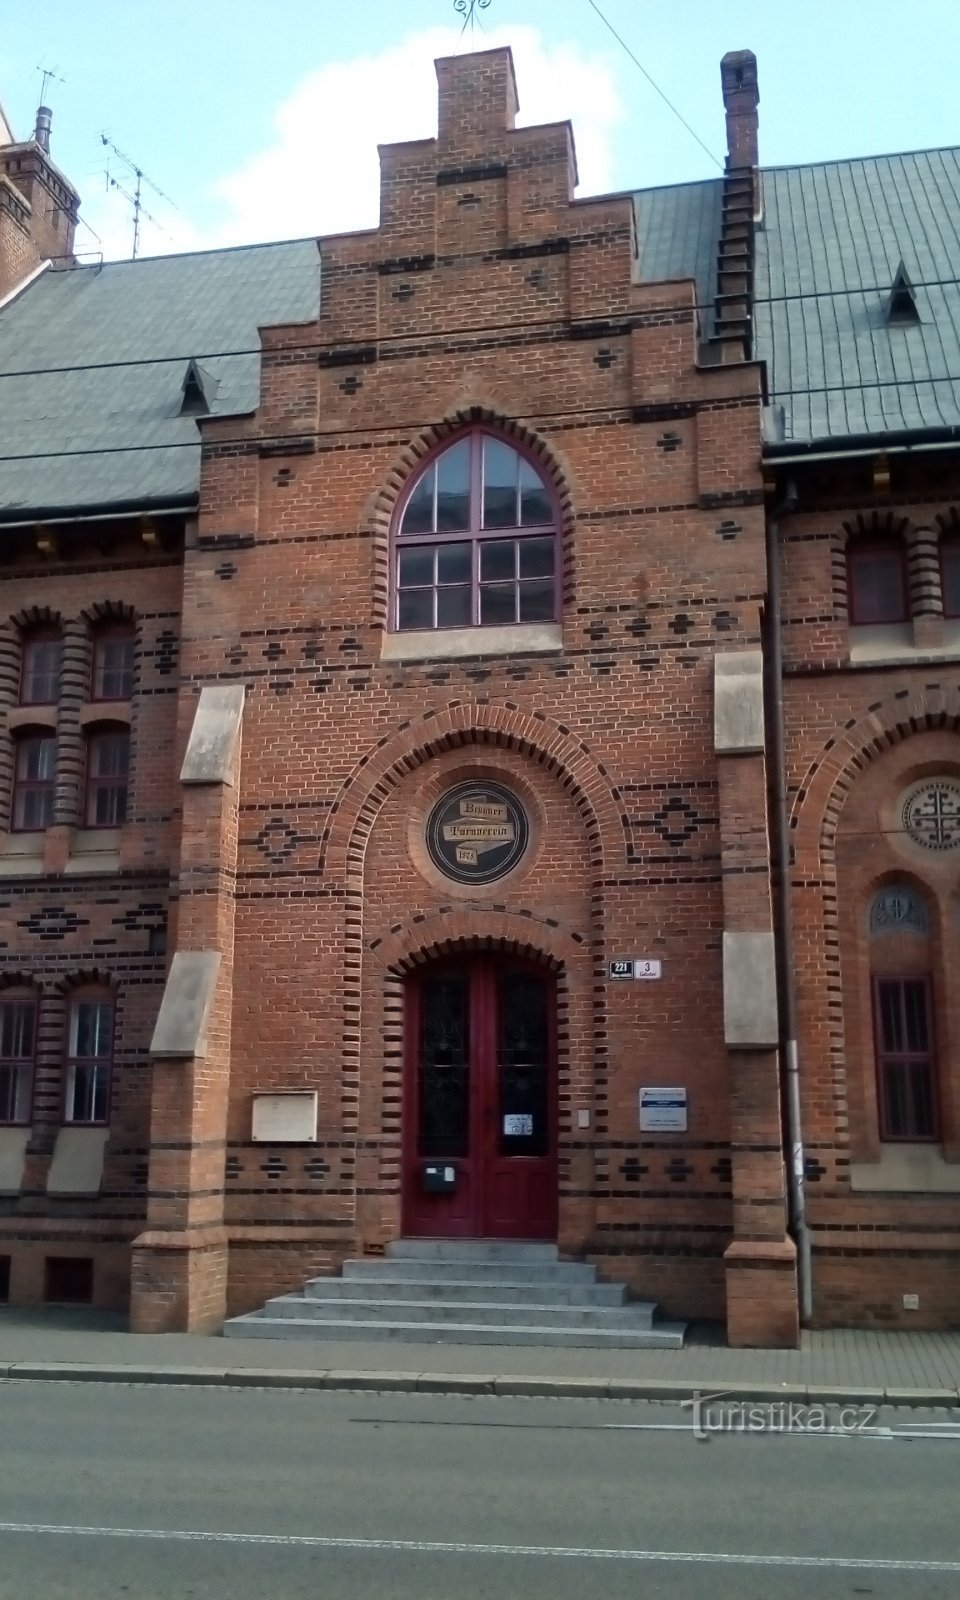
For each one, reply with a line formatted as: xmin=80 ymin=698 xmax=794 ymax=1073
xmin=0 ymin=1522 xmax=957 ymax=1570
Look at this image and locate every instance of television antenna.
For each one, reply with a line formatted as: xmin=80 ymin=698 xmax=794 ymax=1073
xmin=100 ymin=133 xmax=178 ymax=259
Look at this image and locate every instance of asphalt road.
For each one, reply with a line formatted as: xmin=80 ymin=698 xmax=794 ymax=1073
xmin=0 ymin=1380 xmax=958 ymax=1598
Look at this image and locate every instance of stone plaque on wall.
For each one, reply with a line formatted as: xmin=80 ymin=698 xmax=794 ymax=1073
xmin=426 ymin=782 xmax=528 ymax=885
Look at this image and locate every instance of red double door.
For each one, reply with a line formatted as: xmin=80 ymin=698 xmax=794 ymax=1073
xmin=402 ymin=955 xmax=558 ymax=1240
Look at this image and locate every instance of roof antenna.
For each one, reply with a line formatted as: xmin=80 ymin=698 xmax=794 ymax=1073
xmin=33 ymin=62 xmax=66 ymax=152
xmin=454 ymin=0 xmax=491 ymax=34
xmin=100 ymin=133 xmax=178 ymax=260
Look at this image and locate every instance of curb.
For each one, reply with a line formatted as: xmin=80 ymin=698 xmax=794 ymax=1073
xmin=1 ymin=1361 xmax=958 ymax=1408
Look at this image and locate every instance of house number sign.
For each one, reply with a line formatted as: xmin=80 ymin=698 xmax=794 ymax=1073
xmin=426 ymin=782 xmax=529 ymax=885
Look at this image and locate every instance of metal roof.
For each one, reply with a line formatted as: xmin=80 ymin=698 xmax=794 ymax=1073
xmin=633 ymin=178 xmax=724 ymax=338
xmin=756 ymin=148 xmax=960 ymax=447
xmin=0 ymin=239 xmax=320 ymax=518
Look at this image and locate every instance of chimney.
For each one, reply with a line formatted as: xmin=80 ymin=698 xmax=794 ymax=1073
xmin=33 ymin=105 xmax=52 ymax=154
xmin=720 ymin=50 xmax=759 ymax=169
xmin=435 ymin=46 xmax=519 ymax=154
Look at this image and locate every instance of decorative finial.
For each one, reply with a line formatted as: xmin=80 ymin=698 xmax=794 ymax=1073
xmin=454 ymin=0 xmax=492 ymax=34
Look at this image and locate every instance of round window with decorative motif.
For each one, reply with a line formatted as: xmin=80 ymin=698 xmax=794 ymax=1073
xmin=901 ymin=778 xmax=960 ymax=851
xmin=425 ymin=782 xmax=529 ymax=885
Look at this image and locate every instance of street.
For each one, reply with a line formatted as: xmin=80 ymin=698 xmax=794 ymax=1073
xmin=0 ymin=1380 xmax=958 ymax=1597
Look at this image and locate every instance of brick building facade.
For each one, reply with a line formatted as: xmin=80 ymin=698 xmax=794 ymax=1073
xmin=0 ymin=47 xmax=958 ymax=1345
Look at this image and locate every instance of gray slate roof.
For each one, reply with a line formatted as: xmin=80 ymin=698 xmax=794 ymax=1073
xmin=756 ymin=148 xmax=960 ymax=447
xmin=0 ymin=240 xmax=320 ymax=518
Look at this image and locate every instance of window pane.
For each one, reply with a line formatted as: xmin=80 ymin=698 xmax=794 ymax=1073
xmin=0 ymin=1002 xmax=34 ymax=1060
xmin=15 ymin=788 xmax=53 ymax=831
xmin=437 ymin=586 xmax=471 ymax=627
xmin=71 ymin=1001 xmax=113 ymax=1059
xmin=480 ymin=540 xmax=517 ymax=582
xmin=483 ymin=439 xmax=519 ymax=528
xmin=942 ymin=543 xmax=960 ymax=618
xmin=401 ymin=468 xmax=435 ymax=535
xmin=22 ymin=638 xmax=61 ymax=703
xmin=849 ymin=547 xmax=905 ymax=623
xmin=518 ymin=536 xmax=555 ymax=579
xmin=902 ymin=981 xmax=929 ymax=1053
xmin=0 ymin=1063 xmax=30 ymax=1122
xmin=436 ymin=542 xmax=470 ymax=585
xmin=480 ymin=584 xmax=517 ymax=625
xmin=19 ymin=738 xmax=56 ymax=781
xmin=398 ymin=546 xmax=435 ymax=587
xmin=90 ymin=734 xmax=129 ymax=779
xmin=398 ymin=590 xmax=434 ymax=631
xmin=518 ymin=579 xmax=556 ymax=622
xmin=519 ymin=460 xmax=552 ymax=526
xmin=435 ymin=440 xmax=471 ymax=531
xmin=878 ymin=981 xmax=903 ymax=1052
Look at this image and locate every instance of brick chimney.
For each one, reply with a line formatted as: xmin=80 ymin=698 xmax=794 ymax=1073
xmin=0 ymin=105 xmax=80 ymax=300
xmin=720 ymin=50 xmax=759 ymax=169
xmin=435 ymin=46 xmax=519 ymax=154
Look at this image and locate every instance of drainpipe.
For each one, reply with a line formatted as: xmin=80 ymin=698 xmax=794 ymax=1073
xmin=766 ymin=479 xmax=813 ymax=1324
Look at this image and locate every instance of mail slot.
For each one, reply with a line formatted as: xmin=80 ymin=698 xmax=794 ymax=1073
xmin=422 ymin=1163 xmax=457 ymax=1193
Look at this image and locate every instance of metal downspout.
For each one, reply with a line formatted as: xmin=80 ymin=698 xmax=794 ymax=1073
xmin=766 ymin=483 xmax=813 ymax=1324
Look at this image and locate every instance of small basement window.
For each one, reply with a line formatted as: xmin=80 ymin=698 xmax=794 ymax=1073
xmin=44 ymin=1256 xmax=94 ymax=1304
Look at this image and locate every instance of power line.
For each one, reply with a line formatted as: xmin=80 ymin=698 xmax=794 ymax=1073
xmin=584 ymin=0 xmax=723 ymax=172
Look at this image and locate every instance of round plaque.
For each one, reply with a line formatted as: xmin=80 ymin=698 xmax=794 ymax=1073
xmin=426 ymin=782 xmax=528 ymax=885
xmin=901 ymin=778 xmax=960 ymax=851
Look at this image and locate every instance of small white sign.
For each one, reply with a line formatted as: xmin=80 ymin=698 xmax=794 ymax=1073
xmin=633 ymin=959 xmax=662 ymax=981
xmin=251 ymin=1090 xmax=318 ymax=1143
xmin=503 ymin=1113 xmax=534 ymax=1136
xmin=639 ymin=1086 xmax=687 ymax=1133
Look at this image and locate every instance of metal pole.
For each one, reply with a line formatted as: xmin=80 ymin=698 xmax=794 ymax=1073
xmin=766 ymin=482 xmax=813 ymax=1324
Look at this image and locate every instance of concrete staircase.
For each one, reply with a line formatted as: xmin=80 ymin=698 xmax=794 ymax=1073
xmin=224 ymin=1240 xmax=686 ymax=1349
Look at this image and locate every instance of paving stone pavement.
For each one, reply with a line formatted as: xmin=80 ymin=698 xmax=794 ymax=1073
xmin=0 ymin=1307 xmax=958 ymax=1401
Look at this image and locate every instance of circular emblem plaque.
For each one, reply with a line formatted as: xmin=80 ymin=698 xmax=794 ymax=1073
xmin=426 ymin=782 xmax=528 ymax=885
xmin=902 ymin=778 xmax=960 ymax=851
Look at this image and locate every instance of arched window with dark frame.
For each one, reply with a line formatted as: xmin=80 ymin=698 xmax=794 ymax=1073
xmin=0 ymin=988 xmax=37 ymax=1125
xmin=19 ymin=627 xmax=61 ymax=705
xmin=392 ymin=430 xmax=558 ymax=632
xmin=91 ymin=622 xmax=136 ymax=702
xmin=84 ymin=725 xmax=130 ymax=828
xmin=868 ymin=884 xmax=938 ymax=1141
xmin=11 ymin=731 xmax=56 ymax=832
xmin=63 ymin=989 xmax=114 ymax=1126
xmin=847 ymin=539 xmax=908 ymax=625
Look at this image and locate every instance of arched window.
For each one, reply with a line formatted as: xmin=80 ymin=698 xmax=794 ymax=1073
xmin=19 ymin=628 xmax=61 ymax=705
xmin=63 ymin=990 xmax=114 ymax=1126
xmin=11 ymin=732 xmax=56 ymax=831
xmin=868 ymin=885 xmax=938 ymax=1140
xmin=0 ymin=988 xmax=37 ymax=1125
xmin=847 ymin=539 xmax=907 ymax=624
xmin=392 ymin=431 xmax=558 ymax=632
xmin=91 ymin=622 xmax=136 ymax=702
xmin=84 ymin=725 xmax=129 ymax=828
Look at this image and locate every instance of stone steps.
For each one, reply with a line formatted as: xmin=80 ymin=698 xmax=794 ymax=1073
xmin=224 ymin=1240 xmax=687 ymax=1351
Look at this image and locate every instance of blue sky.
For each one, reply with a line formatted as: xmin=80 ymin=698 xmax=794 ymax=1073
xmin=2 ymin=0 xmax=959 ymax=260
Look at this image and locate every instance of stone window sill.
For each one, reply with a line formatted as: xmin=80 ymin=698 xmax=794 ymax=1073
xmin=66 ymin=827 xmax=121 ymax=875
xmin=381 ymin=622 xmax=563 ymax=663
xmin=850 ymin=1144 xmax=960 ymax=1193
xmin=849 ymin=621 xmax=960 ymax=667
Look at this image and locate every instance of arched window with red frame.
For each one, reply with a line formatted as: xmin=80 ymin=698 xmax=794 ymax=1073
xmin=84 ymin=725 xmax=130 ymax=828
xmin=11 ymin=732 xmax=56 ymax=832
xmin=0 ymin=987 xmax=37 ymax=1125
xmin=91 ymin=622 xmax=136 ymax=702
xmin=847 ymin=539 xmax=908 ymax=625
xmin=19 ymin=628 xmax=61 ymax=705
xmin=63 ymin=989 xmax=114 ymax=1126
xmin=392 ymin=430 xmax=559 ymax=632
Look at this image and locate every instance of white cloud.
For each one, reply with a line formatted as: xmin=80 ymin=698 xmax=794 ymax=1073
xmin=81 ymin=24 xmax=624 ymax=260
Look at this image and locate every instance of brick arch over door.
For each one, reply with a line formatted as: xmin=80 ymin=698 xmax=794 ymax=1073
xmin=363 ymin=404 xmax=577 ymax=627
xmin=788 ymin=690 xmax=960 ymax=1152
xmin=325 ymin=701 xmax=622 ymax=1141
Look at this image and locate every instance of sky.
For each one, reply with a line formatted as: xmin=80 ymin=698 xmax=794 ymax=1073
xmin=1 ymin=0 xmax=959 ymax=262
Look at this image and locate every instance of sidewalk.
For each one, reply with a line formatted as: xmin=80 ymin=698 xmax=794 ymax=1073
xmin=1 ymin=1307 xmax=959 ymax=1405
